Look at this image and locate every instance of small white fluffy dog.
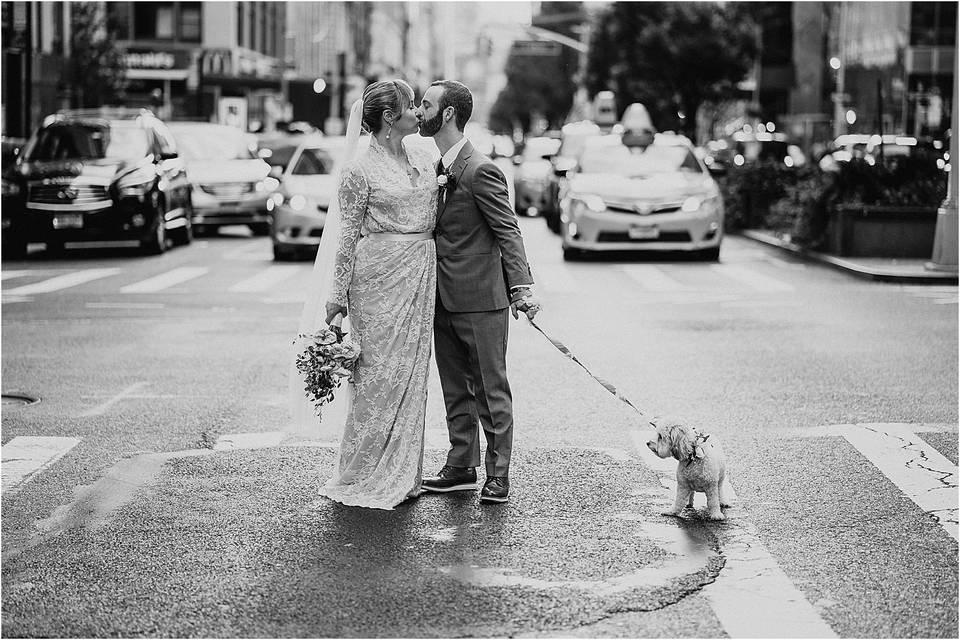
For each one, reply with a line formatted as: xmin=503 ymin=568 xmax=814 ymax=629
xmin=646 ymin=419 xmax=733 ymax=520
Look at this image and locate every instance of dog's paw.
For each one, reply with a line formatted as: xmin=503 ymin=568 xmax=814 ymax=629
xmin=720 ymin=502 xmax=735 ymax=509
xmin=706 ymin=510 xmax=726 ymax=521
xmin=661 ymin=510 xmax=683 ymax=518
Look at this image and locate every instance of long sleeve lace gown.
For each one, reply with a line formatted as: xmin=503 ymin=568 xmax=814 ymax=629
xmin=320 ymin=137 xmax=439 ymax=510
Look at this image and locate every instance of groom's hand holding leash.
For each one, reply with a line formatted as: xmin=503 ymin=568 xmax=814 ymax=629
xmin=510 ymin=286 xmax=541 ymax=321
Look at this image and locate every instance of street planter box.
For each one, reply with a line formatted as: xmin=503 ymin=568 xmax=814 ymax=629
xmin=826 ymin=205 xmax=938 ymax=258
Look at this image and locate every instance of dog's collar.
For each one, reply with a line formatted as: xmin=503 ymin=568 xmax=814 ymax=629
xmin=685 ymin=432 xmax=711 ymax=466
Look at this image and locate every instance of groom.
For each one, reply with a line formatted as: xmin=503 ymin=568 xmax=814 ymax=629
xmin=417 ymin=80 xmax=540 ymax=504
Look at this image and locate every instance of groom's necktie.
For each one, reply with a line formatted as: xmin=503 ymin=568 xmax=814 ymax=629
xmin=437 ymin=160 xmax=446 ymax=206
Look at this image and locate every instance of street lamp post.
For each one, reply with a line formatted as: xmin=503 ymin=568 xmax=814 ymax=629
xmin=926 ymin=100 xmax=958 ymax=273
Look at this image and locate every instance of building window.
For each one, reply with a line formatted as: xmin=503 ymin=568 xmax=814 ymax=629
xmin=237 ymin=3 xmax=244 ymax=47
xmin=911 ymin=2 xmax=958 ymax=46
xmin=134 ymin=2 xmax=174 ymax=40
xmin=179 ymin=2 xmax=201 ymax=42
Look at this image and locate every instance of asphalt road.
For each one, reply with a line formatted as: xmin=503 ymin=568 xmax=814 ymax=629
xmin=2 ymin=213 xmax=957 ymax=638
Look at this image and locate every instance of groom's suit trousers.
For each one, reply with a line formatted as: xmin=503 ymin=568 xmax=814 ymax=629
xmin=434 ymin=295 xmax=513 ymax=478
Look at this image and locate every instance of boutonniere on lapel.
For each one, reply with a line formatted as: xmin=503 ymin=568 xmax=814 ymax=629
xmin=437 ymin=169 xmax=456 ymax=197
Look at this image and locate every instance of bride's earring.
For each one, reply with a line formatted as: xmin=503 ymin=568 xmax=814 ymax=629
xmin=386 ymin=119 xmax=393 ymax=140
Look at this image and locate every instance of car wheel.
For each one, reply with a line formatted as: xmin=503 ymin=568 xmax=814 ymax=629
xmin=545 ymin=211 xmax=561 ymax=234
xmin=562 ymin=246 xmax=583 ymax=261
xmin=249 ymin=222 xmax=272 ymax=237
xmin=173 ymin=208 xmax=193 ymax=246
xmin=141 ymin=206 xmax=168 ymax=255
xmin=699 ymin=246 xmax=721 ymax=262
xmin=2 ymin=235 xmax=28 ymax=260
xmin=273 ymin=244 xmax=292 ymax=261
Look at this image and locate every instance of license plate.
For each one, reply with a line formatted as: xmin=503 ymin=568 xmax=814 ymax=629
xmin=52 ymin=213 xmax=84 ymax=229
xmin=628 ymin=225 xmax=659 ymax=239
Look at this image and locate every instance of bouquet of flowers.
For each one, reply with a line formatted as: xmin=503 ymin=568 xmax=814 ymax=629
xmin=294 ymin=325 xmax=361 ymax=416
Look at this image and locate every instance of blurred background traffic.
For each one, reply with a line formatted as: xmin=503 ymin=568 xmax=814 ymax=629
xmin=1 ymin=1 xmax=955 ymax=264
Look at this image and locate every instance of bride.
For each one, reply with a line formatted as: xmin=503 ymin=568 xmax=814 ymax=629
xmin=288 ymin=79 xmax=439 ymax=510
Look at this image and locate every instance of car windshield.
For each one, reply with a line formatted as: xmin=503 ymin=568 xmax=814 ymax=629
xmin=258 ymin=142 xmax=298 ymax=170
xmin=291 ymin=148 xmax=336 ymax=175
xmin=25 ymin=124 xmax=149 ymax=161
xmin=579 ymin=144 xmax=703 ymax=176
xmin=172 ymin=127 xmax=256 ymax=161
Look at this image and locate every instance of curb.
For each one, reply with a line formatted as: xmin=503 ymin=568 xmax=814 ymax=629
xmin=736 ymin=230 xmax=959 ymax=284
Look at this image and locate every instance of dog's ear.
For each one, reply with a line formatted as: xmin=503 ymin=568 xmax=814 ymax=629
xmin=667 ymin=423 xmax=693 ymax=461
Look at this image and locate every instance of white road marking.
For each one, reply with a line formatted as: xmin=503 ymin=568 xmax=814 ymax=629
xmin=1 ymin=436 xmax=81 ymax=494
xmin=4 ymin=268 xmax=121 ymax=295
xmin=841 ymin=424 xmax=958 ymax=541
xmin=120 ymin=267 xmax=209 ymax=293
xmin=223 ymin=241 xmax=272 ymax=261
xmin=628 ymin=424 xmax=834 ymax=639
xmin=228 ymin=265 xmax=300 ymax=293
xmin=80 ymin=381 xmax=148 ymax=416
xmin=529 ymin=263 xmax=583 ymax=294
xmin=772 ymin=422 xmax=957 ymax=438
xmin=1 ymin=269 xmax=59 ymax=281
xmin=620 ymin=265 xmax=689 ymax=291
xmin=712 ymin=264 xmax=795 ymax=292
xmin=932 ymin=297 xmax=959 ymax=305
xmin=86 ymin=302 xmax=166 ymax=310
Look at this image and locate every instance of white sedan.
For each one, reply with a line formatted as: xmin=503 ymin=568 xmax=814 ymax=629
xmin=559 ymin=134 xmax=724 ymax=261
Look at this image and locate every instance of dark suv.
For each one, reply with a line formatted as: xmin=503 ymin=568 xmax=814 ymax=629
xmin=1 ymin=108 xmax=192 ymax=258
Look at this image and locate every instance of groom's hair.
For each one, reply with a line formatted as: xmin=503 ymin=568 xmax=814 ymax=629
xmin=430 ymin=80 xmax=472 ymax=131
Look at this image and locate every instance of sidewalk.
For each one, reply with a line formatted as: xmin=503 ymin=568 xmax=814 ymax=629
xmin=738 ymin=229 xmax=959 ymax=284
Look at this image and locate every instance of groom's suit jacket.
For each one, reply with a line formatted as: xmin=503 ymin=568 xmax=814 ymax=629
xmin=434 ymin=140 xmax=534 ymax=313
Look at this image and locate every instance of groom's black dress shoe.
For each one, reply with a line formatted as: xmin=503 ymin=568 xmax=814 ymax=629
xmin=422 ymin=466 xmax=477 ymax=493
xmin=480 ymin=476 xmax=509 ymax=503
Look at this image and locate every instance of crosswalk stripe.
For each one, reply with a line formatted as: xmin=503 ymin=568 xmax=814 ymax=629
xmin=1 ymin=270 xmax=58 ymax=281
xmin=3 ymin=268 xmax=121 ymax=295
xmin=228 ymin=265 xmax=301 ymax=293
xmin=841 ymin=424 xmax=958 ymax=541
xmin=620 ymin=265 xmax=689 ymax=291
xmin=1 ymin=436 xmax=81 ymax=494
xmin=711 ymin=264 xmax=794 ymax=292
xmin=120 ymin=267 xmax=209 ymax=293
xmin=530 ymin=263 xmax=582 ymax=293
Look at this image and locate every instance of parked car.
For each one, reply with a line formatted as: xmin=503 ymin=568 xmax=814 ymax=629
xmin=2 ymin=108 xmax=192 ymax=258
xmin=260 ymin=135 xmax=364 ymax=261
xmin=559 ymin=133 xmax=724 ymax=261
xmin=541 ymin=120 xmax=603 ymax=233
xmin=818 ymin=133 xmax=948 ymax=171
xmin=512 ymin=136 xmax=561 ymax=216
xmin=167 ymin=121 xmax=277 ymax=236
xmin=703 ymin=131 xmax=806 ymax=172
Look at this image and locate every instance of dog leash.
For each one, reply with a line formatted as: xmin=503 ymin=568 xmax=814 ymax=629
xmin=526 ymin=317 xmax=657 ymax=429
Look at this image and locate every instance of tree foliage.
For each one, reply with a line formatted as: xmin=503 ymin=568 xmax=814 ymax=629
xmin=70 ymin=2 xmax=127 ymax=108
xmin=489 ymin=2 xmax=582 ymax=134
xmin=585 ymin=2 xmax=758 ymax=137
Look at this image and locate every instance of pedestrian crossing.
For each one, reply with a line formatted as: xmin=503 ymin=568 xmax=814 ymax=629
xmin=1 ymin=262 xmax=956 ymax=303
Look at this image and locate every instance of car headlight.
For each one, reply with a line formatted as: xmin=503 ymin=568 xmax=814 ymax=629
xmin=256 ymin=176 xmax=280 ymax=193
xmin=2 ymin=180 xmax=20 ymax=197
xmin=579 ymin=194 xmax=606 ymax=212
xmin=288 ymin=194 xmax=308 ymax=211
xmin=682 ymin=196 xmax=702 ymax=212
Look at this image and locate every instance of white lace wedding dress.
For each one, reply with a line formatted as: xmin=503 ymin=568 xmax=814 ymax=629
xmin=320 ymin=137 xmax=439 ymax=510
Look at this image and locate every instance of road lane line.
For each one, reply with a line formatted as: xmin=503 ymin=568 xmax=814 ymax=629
xmin=2 ymin=436 xmax=81 ymax=494
xmin=80 ymin=381 xmax=148 ymax=416
xmin=711 ymin=264 xmax=795 ymax=292
xmin=120 ymin=267 xmax=209 ymax=293
xmin=1 ymin=270 xmax=59 ymax=281
xmin=841 ymin=424 xmax=958 ymax=541
xmin=228 ymin=265 xmax=301 ymax=293
xmin=85 ymin=302 xmax=166 ymax=310
xmin=4 ymin=268 xmax=121 ymax=295
xmin=620 ymin=265 xmax=689 ymax=291
xmin=628 ymin=425 xmax=835 ymax=638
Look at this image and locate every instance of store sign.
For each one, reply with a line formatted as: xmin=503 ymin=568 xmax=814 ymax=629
xmin=126 ymin=51 xmax=176 ymax=70
xmin=203 ymin=49 xmax=281 ymax=79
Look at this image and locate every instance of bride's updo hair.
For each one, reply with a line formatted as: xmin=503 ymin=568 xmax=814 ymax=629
xmin=361 ymin=79 xmax=415 ymax=134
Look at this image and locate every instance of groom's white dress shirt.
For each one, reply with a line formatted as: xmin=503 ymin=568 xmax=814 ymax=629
xmin=440 ymin=136 xmax=469 ymax=171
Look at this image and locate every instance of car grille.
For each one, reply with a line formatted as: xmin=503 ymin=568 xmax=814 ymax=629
xmin=597 ymin=231 xmax=692 ymax=243
xmin=199 ymin=182 xmax=256 ymax=201
xmin=606 ymin=201 xmax=683 ymax=215
xmin=28 ymin=182 xmax=110 ymax=205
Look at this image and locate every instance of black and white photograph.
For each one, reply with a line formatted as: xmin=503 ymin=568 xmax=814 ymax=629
xmin=0 ymin=0 xmax=957 ymax=637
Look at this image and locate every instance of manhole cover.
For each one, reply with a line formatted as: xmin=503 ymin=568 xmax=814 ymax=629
xmin=2 ymin=394 xmax=40 ymax=407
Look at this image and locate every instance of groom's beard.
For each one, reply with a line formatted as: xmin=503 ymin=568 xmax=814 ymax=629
xmin=418 ymin=111 xmax=443 ymax=137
